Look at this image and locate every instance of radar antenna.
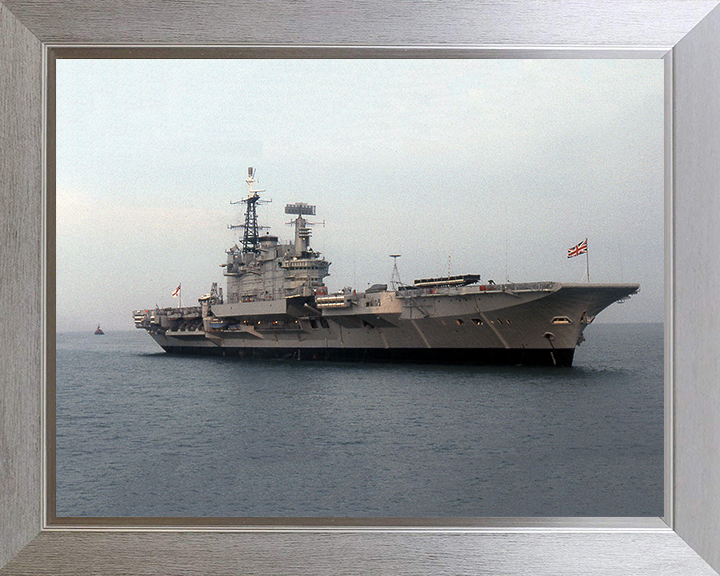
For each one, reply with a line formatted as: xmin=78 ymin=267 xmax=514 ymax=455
xmin=285 ymin=202 xmax=318 ymax=256
xmin=230 ymin=167 xmax=270 ymax=253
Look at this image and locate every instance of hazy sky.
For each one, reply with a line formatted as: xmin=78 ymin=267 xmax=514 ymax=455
xmin=56 ymin=59 xmax=664 ymax=331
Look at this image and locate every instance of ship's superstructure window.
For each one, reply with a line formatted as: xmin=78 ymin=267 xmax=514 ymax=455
xmin=456 ymin=319 xmax=465 ymax=326
xmin=471 ymin=318 xmax=483 ymax=325
xmin=551 ymin=316 xmax=572 ymax=325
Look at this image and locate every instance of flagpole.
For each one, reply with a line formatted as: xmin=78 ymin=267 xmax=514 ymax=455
xmin=586 ymin=238 xmax=590 ymax=283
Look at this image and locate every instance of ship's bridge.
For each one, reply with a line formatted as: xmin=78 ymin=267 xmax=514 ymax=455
xmin=221 ymin=177 xmax=330 ymax=303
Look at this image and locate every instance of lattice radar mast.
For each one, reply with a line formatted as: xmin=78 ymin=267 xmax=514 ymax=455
xmin=390 ymin=254 xmax=403 ymax=290
xmin=230 ymin=167 xmax=269 ymax=253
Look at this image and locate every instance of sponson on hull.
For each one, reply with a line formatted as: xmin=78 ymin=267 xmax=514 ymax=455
xmin=133 ymin=168 xmax=639 ymax=366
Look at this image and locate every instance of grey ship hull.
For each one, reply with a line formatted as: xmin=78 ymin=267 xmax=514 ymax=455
xmin=134 ymin=169 xmax=640 ymax=366
xmin=135 ymin=281 xmax=638 ymax=367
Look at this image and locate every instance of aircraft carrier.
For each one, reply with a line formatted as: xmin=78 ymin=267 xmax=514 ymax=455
xmin=133 ymin=168 xmax=639 ymax=366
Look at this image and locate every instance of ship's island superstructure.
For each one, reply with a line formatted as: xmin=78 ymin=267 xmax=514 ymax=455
xmin=133 ymin=168 xmax=639 ymax=366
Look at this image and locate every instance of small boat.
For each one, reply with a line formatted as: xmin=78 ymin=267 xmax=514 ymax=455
xmin=94 ymin=324 xmax=104 ymax=335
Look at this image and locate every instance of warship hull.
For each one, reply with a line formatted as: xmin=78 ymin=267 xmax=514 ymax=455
xmin=135 ymin=281 xmax=638 ymax=367
xmin=133 ymin=168 xmax=639 ymax=366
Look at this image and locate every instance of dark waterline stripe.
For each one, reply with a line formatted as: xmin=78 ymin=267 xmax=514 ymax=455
xmin=160 ymin=346 xmax=576 ymax=367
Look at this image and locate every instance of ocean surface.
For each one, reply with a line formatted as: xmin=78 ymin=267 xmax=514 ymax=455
xmin=55 ymin=322 xmax=664 ymax=518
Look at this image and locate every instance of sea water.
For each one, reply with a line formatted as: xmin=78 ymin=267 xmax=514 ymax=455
xmin=55 ymin=322 xmax=663 ymax=517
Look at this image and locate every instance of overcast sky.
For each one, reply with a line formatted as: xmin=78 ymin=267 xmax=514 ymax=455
xmin=56 ymin=59 xmax=664 ymax=332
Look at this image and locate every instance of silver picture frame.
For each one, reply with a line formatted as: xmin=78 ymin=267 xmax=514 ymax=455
xmin=2 ymin=1 xmax=720 ymax=574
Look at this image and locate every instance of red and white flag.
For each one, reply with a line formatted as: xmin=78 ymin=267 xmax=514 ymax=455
xmin=171 ymin=284 xmax=181 ymax=297
xmin=567 ymin=239 xmax=588 ymax=258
